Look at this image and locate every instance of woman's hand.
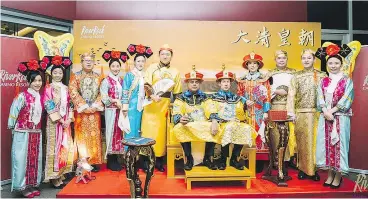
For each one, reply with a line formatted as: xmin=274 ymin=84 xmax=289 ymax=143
xmin=122 ymin=110 xmax=128 ymax=117
xmin=323 ymin=109 xmax=334 ymax=121
xmin=246 ymin=100 xmax=255 ymax=106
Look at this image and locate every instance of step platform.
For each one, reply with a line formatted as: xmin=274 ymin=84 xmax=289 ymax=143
xmin=184 ymin=166 xmax=254 ymax=190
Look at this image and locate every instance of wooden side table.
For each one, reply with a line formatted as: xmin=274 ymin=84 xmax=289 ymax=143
xmin=122 ymin=137 xmax=156 ymax=198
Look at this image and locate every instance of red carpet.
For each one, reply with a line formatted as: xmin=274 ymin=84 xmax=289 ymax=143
xmin=57 ymin=166 xmax=368 ymax=198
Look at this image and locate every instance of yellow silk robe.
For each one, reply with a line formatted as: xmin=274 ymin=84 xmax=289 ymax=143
xmin=172 ymin=90 xmax=219 ymax=143
xmin=141 ymin=63 xmax=182 ymax=157
xmin=206 ymin=90 xmax=257 ymax=147
xmin=69 ymin=70 xmax=104 ymax=165
xmin=287 ymin=68 xmax=326 ymax=176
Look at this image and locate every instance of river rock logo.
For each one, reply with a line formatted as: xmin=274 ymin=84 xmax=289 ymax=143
xmin=80 ymin=25 xmax=105 ymax=39
xmin=363 ymin=75 xmax=368 ymax=91
xmin=0 ymin=69 xmax=27 ymax=87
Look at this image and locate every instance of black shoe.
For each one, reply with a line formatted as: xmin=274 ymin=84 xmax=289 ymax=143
xmin=156 ymin=165 xmax=165 ymax=172
xmin=312 ymin=172 xmax=320 ymax=181
xmin=52 ymin=183 xmax=66 ymax=189
xmin=184 ymin=155 xmax=194 ymax=171
xmin=298 ymin=170 xmax=307 ymax=180
xmin=155 ymin=158 xmax=165 ymax=172
xmin=107 ymin=155 xmax=122 ymax=171
xmin=230 ymin=157 xmax=244 ymax=170
xmin=217 ymin=157 xmax=227 ymax=170
xmin=323 ymin=173 xmax=336 ymax=187
xmin=330 ymin=177 xmax=343 ymax=189
xmin=287 ymin=156 xmax=298 ymax=170
xmin=91 ymin=165 xmax=100 ymax=173
xmin=143 ymin=159 xmax=149 ymax=173
xmin=203 ymin=157 xmax=217 ymax=170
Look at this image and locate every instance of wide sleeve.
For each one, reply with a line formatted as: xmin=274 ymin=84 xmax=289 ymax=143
xmin=122 ymin=73 xmax=133 ymax=111
xmin=144 ymin=66 xmax=153 ymax=86
xmin=43 ymin=85 xmax=62 ymax=122
xmin=204 ymin=99 xmax=221 ymax=121
xmin=336 ymin=78 xmax=354 ymax=112
xmin=91 ymin=75 xmax=104 ymax=111
xmin=68 ymin=94 xmax=75 ymax=121
xmin=263 ymin=81 xmax=271 ymax=113
xmin=236 ymin=100 xmax=247 ymax=121
xmin=100 ymin=78 xmax=111 ymax=107
xmin=237 ymin=82 xmax=246 ymax=100
xmin=287 ymin=75 xmax=297 ymax=116
xmin=8 ymin=93 xmax=25 ymax=129
xmin=316 ymin=79 xmax=326 ymax=112
xmin=172 ymin=71 xmax=182 ymax=95
xmin=69 ymin=73 xmax=89 ymax=113
xmin=172 ymin=99 xmax=185 ymax=125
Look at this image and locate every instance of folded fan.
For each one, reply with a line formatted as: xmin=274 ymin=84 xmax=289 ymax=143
xmin=143 ymin=79 xmax=175 ymax=107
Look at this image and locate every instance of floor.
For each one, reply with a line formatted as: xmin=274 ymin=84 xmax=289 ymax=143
xmin=0 ymin=169 xmax=363 ymax=198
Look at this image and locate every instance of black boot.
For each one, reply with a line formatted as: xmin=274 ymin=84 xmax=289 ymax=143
xmin=203 ymin=156 xmax=217 ymax=170
xmin=218 ymin=144 xmax=229 ymax=170
xmin=287 ymin=155 xmax=298 ymax=170
xmin=107 ymin=154 xmax=122 ymax=171
xmin=181 ymin=142 xmax=193 ymax=171
xmin=184 ymin=155 xmax=194 ymax=171
xmin=155 ymin=157 xmax=165 ymax=172
xmin=139 ymin=156 xmax=149 ymax=172
xmin=230 ymin=144 xmax=244 ymax=170
xmin=203 ymin=142 xmax=217 ymax=170
xmin=298 ymin=170 xmax=307 ymax=180
xmin=230 ymin=156 xmax=244 ymax=170
xmin=218 ymin=156 xmax=227 ymax=170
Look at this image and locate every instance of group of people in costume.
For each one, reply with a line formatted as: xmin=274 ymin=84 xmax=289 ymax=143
xmin=8 ymin=42 xmax=355 ymax=197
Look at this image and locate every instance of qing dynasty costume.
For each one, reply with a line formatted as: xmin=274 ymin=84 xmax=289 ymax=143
xmin=209 ymin=68 xmax=257 ymax=170
xmin=172 ymin=66 xmax=217 ymax=170
xmin=100 ymin=50 xmax=130 ymax=171
xmin=69 ymin=64 xmax=104 ymax=165
xmin=42 ymin=56 xmax=75 ymax=182
xmin=8 ymin=60 xmax=46 ymax=192
xmin=141 ymin=44 xmax=182 ymax=171
xmin=237 ymin=53 xmax=271 ymax=153
xmin=287 ymin=65 xmax=327 ymax=178
xmin=315 ymin=44 xmax=355 ymax=174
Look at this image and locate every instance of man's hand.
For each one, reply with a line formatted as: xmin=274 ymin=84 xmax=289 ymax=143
xmin=211 ymin=120 xmax=219 ymax=136
xmin=287 ymin=113 xmax=296 ymax=123
xmin=62 ymin=119 xmax=71 ymax=128
xmin=89 ymin=107 xmax=97 ymax=113
xmin=275 ymin=89 xmax=287 ymax=96
xmin=246 ymin=100 xmax=255 ymax=106
xmin=180 ymin=115 xmax=190 ymax=125
xmin=84 ymin=107 xmax=96 ymax=114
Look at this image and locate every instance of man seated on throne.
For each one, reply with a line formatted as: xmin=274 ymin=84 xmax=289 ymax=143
xmin=172 ymin=66 xmax=218 ymax=171
xmin=207 ymin=66 xmax=257 ymax=170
